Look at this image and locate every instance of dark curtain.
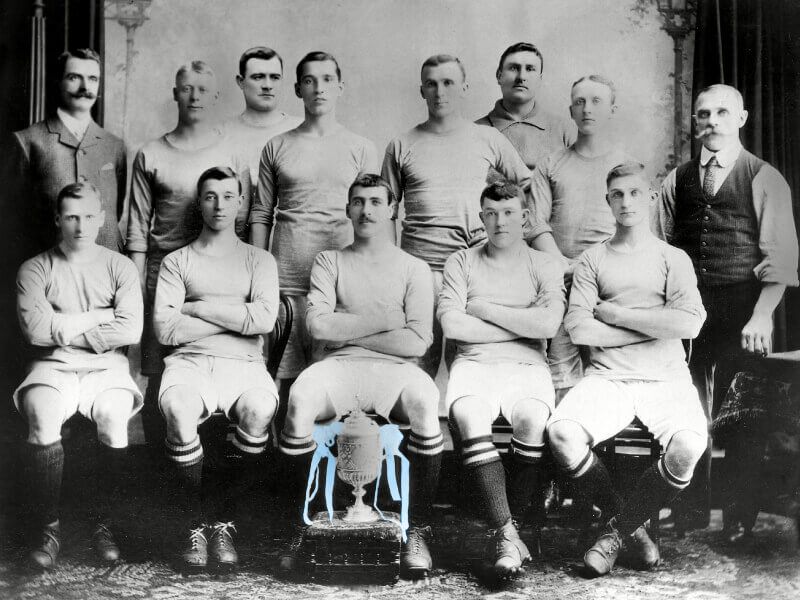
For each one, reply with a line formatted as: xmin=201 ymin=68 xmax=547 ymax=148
xmin=693 ymin=0 xmax=800 ymax=351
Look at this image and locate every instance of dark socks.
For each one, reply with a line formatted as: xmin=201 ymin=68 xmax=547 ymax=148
xmin=566 ymin=449 xmax=623 ymax=522
xmin=215 ymin=426 xmax=270 ymax=520
xmin=278 ymin=432 xmax=317 ymax=520
xmin=23 ymin=440 xmax=64 ymax=529
xmin=616 ymin=457 xmax=688 ymax=537
xmin=95 ymin=444 xmax=128 ymax=526
xmin=406 ymin=431 xmax=444 ymax=526
xmin=165 ymin=437 xmax=204 ymax=526
xmin=462 ymin=435 xmax=511 ymax=528
xmin=507 ymin=438 xmax=546 ymax=522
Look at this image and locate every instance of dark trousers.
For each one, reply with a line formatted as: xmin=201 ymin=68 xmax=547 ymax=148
xmin=675 ymin=280 xmax=761 ymax=528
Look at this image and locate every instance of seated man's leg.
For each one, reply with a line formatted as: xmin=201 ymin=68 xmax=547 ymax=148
xmin=547 ymin=378 xmax=630 ymax=538
xmin=447 ymin=361 xmax=530 ymax=578
xmin=89 ymin=383 xmax=139 ymax=563
xmin=17 ymin=378 xmax=72 ymax=570
xmin=387 ymin=365 xmax=443 ymax=577
xmin=159 ymin=371 xmax=207 ymax=571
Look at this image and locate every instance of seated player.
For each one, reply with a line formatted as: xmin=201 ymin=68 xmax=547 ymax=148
xmin=15 ymin=182 xmax=143 ymax=569
xmin=547 ymin=162 xmax=709 ymax=577
xmin=153 ymin=167 xmax=279 ymax=573
xmin=439 ymin=181 xmax=565 ymax=578
xmin=279 ymin=174 xmax=442 ymax=579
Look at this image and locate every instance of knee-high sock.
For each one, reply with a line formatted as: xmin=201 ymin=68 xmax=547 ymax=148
xmin=213 ymin=426 xmax=270 ymax=521
xmin=507 ymin=438 xmax=546 ymax=522
xmin=462 ymin=435 xmax=511 ymax=528
xmin=23 ymin=440 xmax=64 ymax=528
xmin=405 ymin=430 xmax=444 ymax=526
xmin=165 ymin=436 xmax=204 ymax=526
xmin=564 ymin=448 xmax=623 ymax=522
xmin=94 ymin=443 xmax=128 ymax=526
xmin=278 ymin=432 xmax=317 ymax=520
xmin=616 ymin=456 xmax=690 ymax=537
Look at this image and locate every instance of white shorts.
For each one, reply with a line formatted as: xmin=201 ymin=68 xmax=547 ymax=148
xmin=277 ymin=295 xmax=321 ymax=380
xmin=14 ymin=363 xmax=143 ymax=424
xmin=548 ymin=376 xmax=709 ymax=448
xmin=445 ymin=360 xmax=555 ymax=423
xmin=292 ymin=359 xmax=439 ymax=421
xmin=159 ymin=353 xmax=278 ymax=422
xmin=547 ymin=323 xmax=584 ymax=390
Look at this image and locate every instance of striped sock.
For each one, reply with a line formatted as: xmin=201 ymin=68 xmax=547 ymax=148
xmin=278 ymin=432 xmax=317 ymax=517
xmin=564 ymin=448 xmax=622 ymax=521
xmin=226 ymin=425 xmax=270 ymax=459
xmin=617 ymin=457 xmax=689 ymax=536
xmin=407 ymin=431 xmax=444 ymax=525
xmin=164 ymin=436 xmax=204 ymax=520
xmin=462 ymin=436 xmax=510 ymax=527
xmin=278 ymin=432 xmax=316 ymax=456
xmin=508 ymin=438 xmax=545 ymax=520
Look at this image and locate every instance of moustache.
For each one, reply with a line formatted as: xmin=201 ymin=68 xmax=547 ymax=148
xmin=72 ymin=92 xmax=96 ymax=100
xmin=695 ymin=126 xmax=714 ymax=139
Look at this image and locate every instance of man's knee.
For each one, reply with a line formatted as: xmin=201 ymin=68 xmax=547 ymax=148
xmin=234 ymin=388 xmax=277 ymax=435
xmin=664 ymin=430 xmax=708 ymax=477
xmin=449 ymin=395 xmax=492 ymax=438
xmin=160 ymin=386 xmax=204 ymax=429
xmin=510 ymin=399 xmax=550 ymax=441
xmin=546 ymin=419 xmax=588 ymax=454
xmin=21 ymin=386 xmax=63 ymax=444
xmin=399 ymin=378 xmax=439 ymax=420
xmin=93 ymin=389 xmax=135 ymax=447
xmin=285 ymin=378 xmax=326 ymax=427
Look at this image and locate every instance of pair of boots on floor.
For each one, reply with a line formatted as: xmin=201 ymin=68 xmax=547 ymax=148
xmin=22 ymin=439 xmax=129 ymax=570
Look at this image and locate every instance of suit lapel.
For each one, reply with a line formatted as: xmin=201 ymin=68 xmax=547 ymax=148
xmin=80 ymin=120 xmax=104 ymax=150
xmin=46 ymin=115 xmax=80 ymax=149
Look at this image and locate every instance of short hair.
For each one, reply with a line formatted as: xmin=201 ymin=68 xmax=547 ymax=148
xmin=348 ymin=173 xmax=395 ymax=205
xmin=421 ymin=54 xmax=466 ymax=82
xmin=693 ymin=83 xmax=744 ymax=112
xmin=238 ymin=46 xmax=284 ymax=77
xmin=479 ymin=180 xmax=525 ymax=208
xmin=571 ymin=74 xmax=616 ymax=104
xmin=497 ymin=42 xmax=544 ymax=74
xmin=56 ymin=48 xmax=101 ymax=79
xmin=606 ymin=161 xmax=648 ymax=189
xmin=55 ymin=181 xmax=100 ymax=214
xmin=296 ymin=51 xmax=341 ymax=82
xmin=196 ymin=166 xmax=242 ymax=196
xmin=175 ymin=60 xmax=215 ymax=86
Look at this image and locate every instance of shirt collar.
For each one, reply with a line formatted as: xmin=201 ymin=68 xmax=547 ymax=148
xmin=487 ymin=100 xmax=547 ymax=130
xmin=57 ymin=108 xmax=92 ymax=141
xmin=700 ymin=140 xmax=742 ymax=168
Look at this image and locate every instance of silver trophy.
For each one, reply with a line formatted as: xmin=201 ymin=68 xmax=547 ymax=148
xmin=336 ymin=408 xmax=382 ymax=523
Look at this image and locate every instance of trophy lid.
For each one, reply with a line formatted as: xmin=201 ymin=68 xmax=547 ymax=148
xmin=340 ymin=406 xmax=379 ymax=439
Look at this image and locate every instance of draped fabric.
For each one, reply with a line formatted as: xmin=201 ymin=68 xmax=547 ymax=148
xmin=693 ymin=0 xmax=800 ymax=350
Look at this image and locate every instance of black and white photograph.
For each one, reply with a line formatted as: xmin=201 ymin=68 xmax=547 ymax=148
xmin=0 ymin=1 xmax=798 ymax=598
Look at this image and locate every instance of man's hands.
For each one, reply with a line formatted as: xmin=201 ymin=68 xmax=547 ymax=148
xmin=467 ymin=294 xmax=550 ymax=322
xmin=594 ymin=301 xmax=622 ymax=326
xmin=741 ymin=310 xmax=773 ymax=356
xmin=53 ymin=308 xmax=115 ymax=346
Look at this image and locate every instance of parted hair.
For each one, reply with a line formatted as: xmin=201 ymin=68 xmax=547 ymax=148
xmin=238 ymin=46 xmax=284 ymax=76
xmin=497 ymin=42 xmax=544 ymax=74
xmin=55 ymin=181 xmax=100 ymax=214
xmin=571 ymin=74 xmax=616 ymax=104
xmin=606 ymin=161 xmax=647 ymax=188
xmin=348 ymin=173 xmax=396 ymax=205
xmin=196 ymin=166 xmax=242 ymax=196
xmin=296 ymin=51 xmax=341 ymax=82
xmin=175 ymin=60 xmax=215 ymax=86
xmin=479 ymin=180 xmax=525 ymax=208
xmin=421 ymin=54 xmax=466 ymax=81
xmin=56 ymin=48 xmax=101 ymax=79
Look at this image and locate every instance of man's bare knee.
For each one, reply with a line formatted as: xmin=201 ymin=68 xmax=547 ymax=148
xmin=449 ymin=396 xmax=491 ymax=439
xmin=284 ymin=381 xmax=330 ymax=436
xmin=234 ymin=389 xmax=277 ymax=437
xmin=22 ymin=386 xmax=63 ymax=445
xmin=93 ymin=389 xmax=135 ymax=448
xmin=510 ymin=399 xmax=550 ymax=442
xmin=546 ymin=419 xmax=590 ymax=465
xmin=160 ymin=386 xmax=204 ymax=442
xmin=664 ymin=430 xmax=707 ymax=479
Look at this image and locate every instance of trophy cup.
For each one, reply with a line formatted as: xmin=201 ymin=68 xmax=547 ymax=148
xmin=336 ymin=408 xmax=381 ymax=522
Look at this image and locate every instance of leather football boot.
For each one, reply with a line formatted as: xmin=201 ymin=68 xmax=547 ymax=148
xmin=401 ymin=525 xmax=433 ymax=579
xmin=29 ymin=522 xmax=61 ymax=571
xmin=208 ymin=521 xmax=238 ymax=572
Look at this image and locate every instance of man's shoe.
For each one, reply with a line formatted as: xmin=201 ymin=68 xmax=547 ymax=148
xmin=208 ymin=521 xmax=238 ymax=572
xmin=180 ymin=525 xmax=208 ymax=573
xmin=29 ymin=522 xmax=61 ymax=570
xmin=92 ymin=523 xmax=121 ymax=563
xmin=490 ymin=519 xmax=531 ymax=579
xmin=401 ymin=526 xmax=433 ymax=579
xmin=624 ymin=525 xmax=660 ymax=570
xmin=278 ymin=526 xmax=305 ymax=574
xmin=583 ymin=522 xmax=622 ymax=578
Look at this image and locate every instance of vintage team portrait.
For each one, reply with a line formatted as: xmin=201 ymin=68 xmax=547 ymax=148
xmin=0 ymin=0 xmax=798 ymax=598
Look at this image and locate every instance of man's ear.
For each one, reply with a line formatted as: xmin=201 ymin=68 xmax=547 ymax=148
xmin=172 ymin=87 xmax=179 ymax=102
xmin=97 ymin=209 xmax=106 ymax=228
xmin=295 ymin=82 xmax=302 ymax=99
xmin=739 ymin=109 xmax=749 ymax=128
xmin=478 ymin=210 xmax=485 ymax=225
xmin=419 ymin=85 xmax=425 ymax=100
xmin=235 ymin=74 xmax=244 ymax=90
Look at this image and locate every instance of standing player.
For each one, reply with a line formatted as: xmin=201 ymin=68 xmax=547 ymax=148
xmin=547 ymin=162 xmax=708 ymax=577
xmin=16 ymin=182 xmax=143 ymax=569
xmin=476 ymin=42 xmax=575 ymax=172
xmin=278 ymin=174 xmax=442 ymax=579
xmin=225 ymin=46 xmax=302 ymax=205
xmin=249 ymin=51 xmax=378 ymax=398
xmin=528 ymin=75 xmax=632 ymax=398
xmin=655 ymin=84 xmax=798 ymax=533
xmin=154 ymin=167 xmax=279 ymax=572
xmin=382 ymin=54 xmax=532 ymax=377
xmin=439 ymin=181 xmax=565 ymax=578
xmin=126 ymin=61 xmax=250 ymax=428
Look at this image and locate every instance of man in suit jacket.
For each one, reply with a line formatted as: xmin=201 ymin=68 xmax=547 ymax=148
xmin=7 ymin=48 xmax=126 ymax=258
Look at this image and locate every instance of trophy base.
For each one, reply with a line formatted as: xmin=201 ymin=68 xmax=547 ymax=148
xmin=299 ymin=511 xmax=402 ymax=583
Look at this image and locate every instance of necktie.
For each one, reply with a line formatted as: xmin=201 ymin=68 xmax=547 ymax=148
xmin=703 ymin=155 xmax=718 ymax=197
